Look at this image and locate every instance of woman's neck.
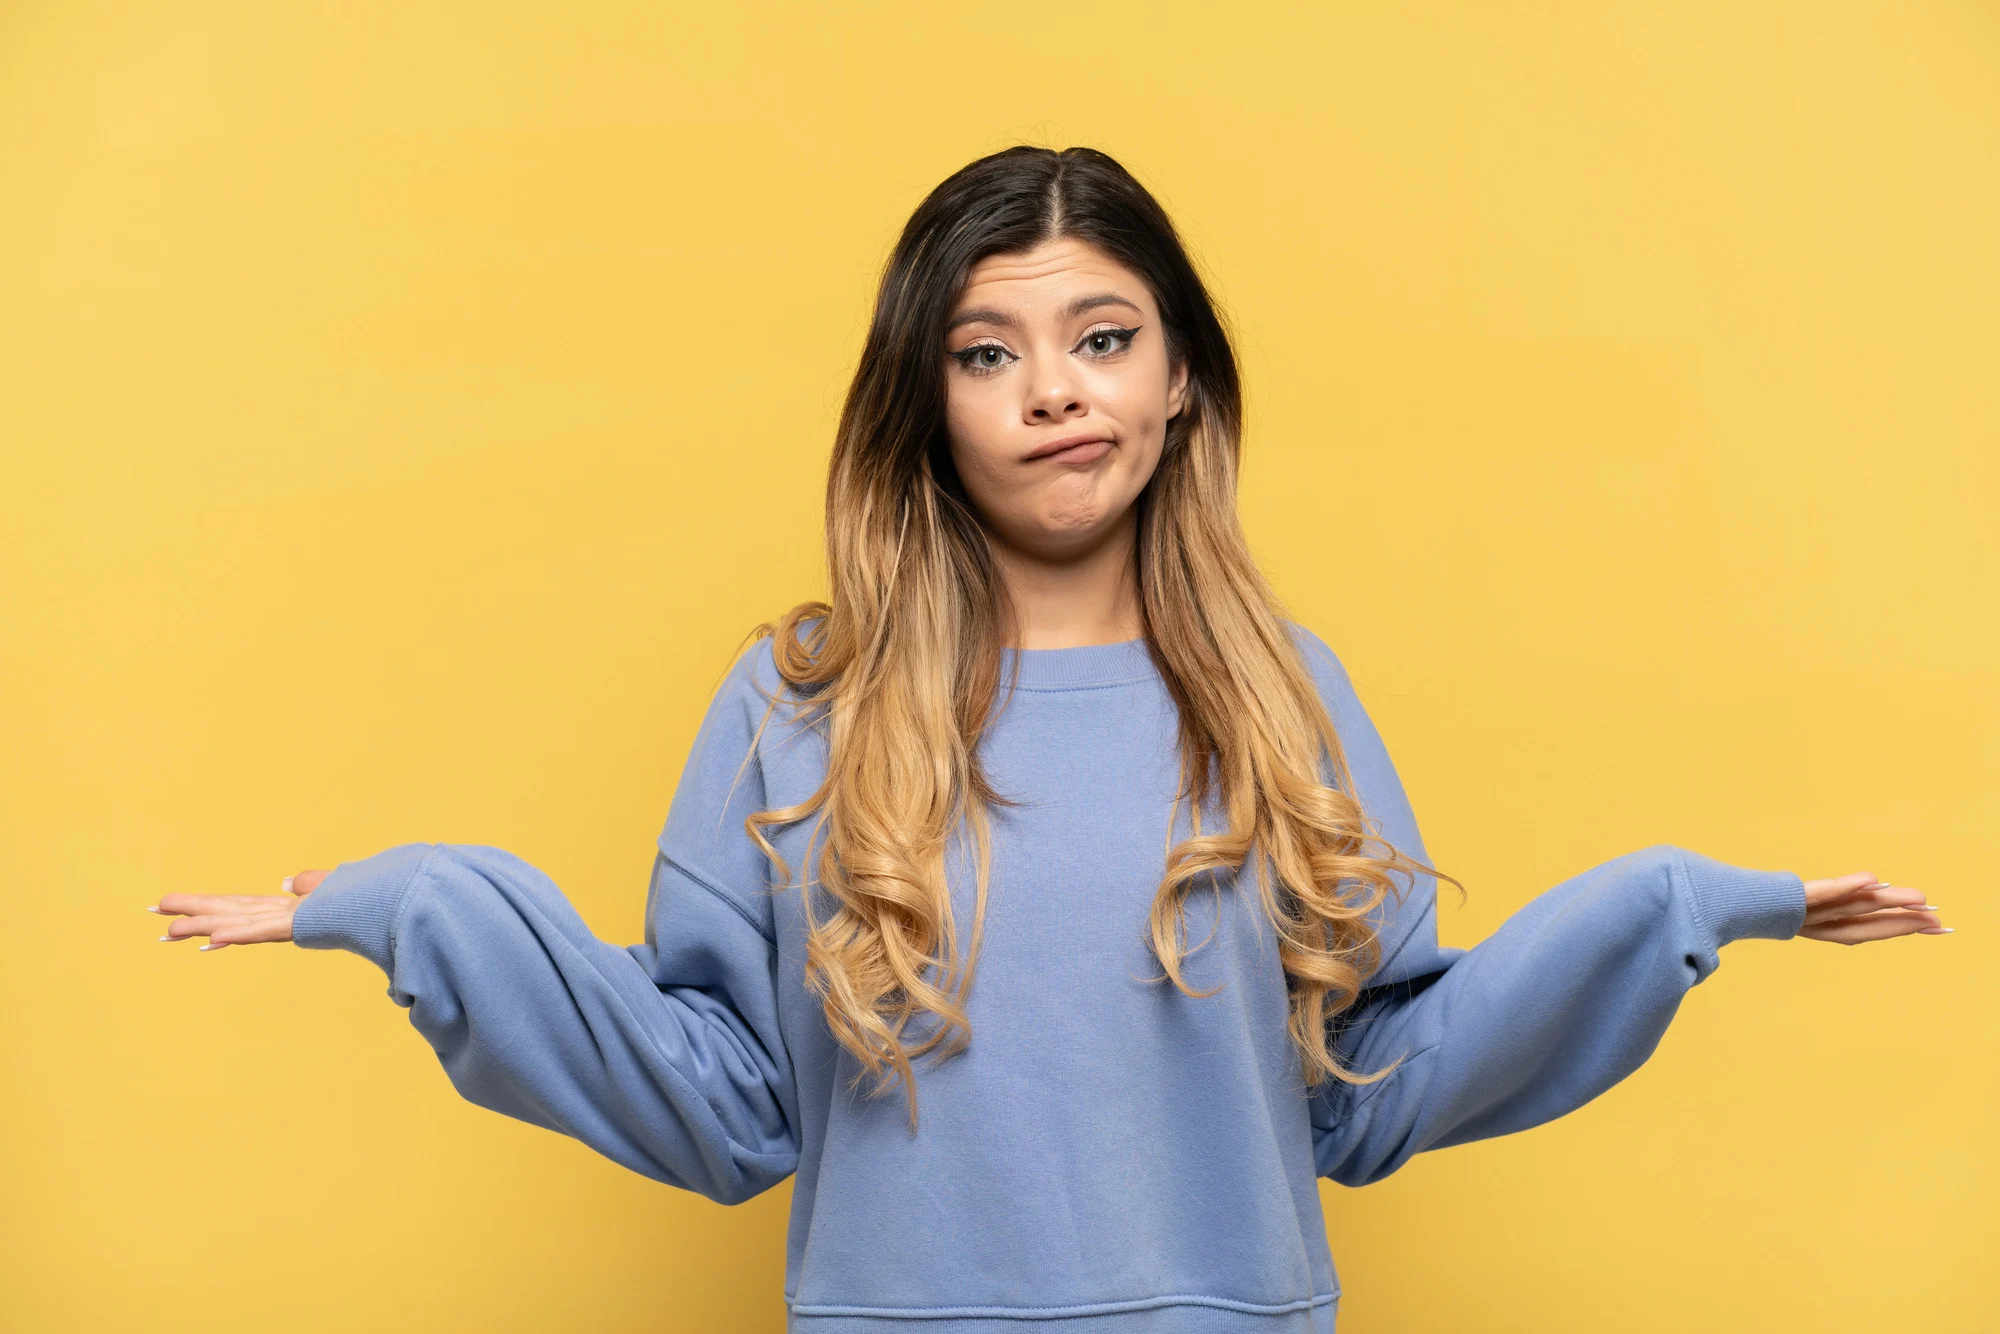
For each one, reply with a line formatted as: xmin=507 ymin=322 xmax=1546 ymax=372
xmin=990 ymin=514 xmax=1144 ymax=650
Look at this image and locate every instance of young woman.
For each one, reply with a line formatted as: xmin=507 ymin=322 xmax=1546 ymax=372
xmin=150 ymin=146 xmax=1948 ymax=1331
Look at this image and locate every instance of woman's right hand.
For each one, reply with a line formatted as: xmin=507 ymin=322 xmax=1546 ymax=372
xmin=149 ymin=869 xmax=332 ymax=950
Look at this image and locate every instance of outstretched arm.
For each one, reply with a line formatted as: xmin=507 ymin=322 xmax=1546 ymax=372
xmin=1289 ymin=628 xmax=1947 ymax=1188
xmin=153 ymin=844 xmax=798 ymax=1206
xmin=1316 ymin=844 xmax=1768 ymax=1186
xmin=149 ymin=642 xmax=808 ymax=1205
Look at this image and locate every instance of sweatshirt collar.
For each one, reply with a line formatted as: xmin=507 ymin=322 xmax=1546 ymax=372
xmin=999 ymin=636 xmax=1159 ymax=691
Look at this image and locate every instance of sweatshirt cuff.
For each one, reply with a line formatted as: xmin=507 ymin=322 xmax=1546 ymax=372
xmin=1672 ymin=847 xmax=1807 ymax=944
xmin=292 ymin=842 xmax=437 ymax=975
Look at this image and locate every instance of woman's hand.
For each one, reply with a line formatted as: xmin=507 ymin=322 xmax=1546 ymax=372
xmin=148 ymin=870 xmax=333 ymax=950
xmin=1799 ymin=872 xmax=1950 ymax=945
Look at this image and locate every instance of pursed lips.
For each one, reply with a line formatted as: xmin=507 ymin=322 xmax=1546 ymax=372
xmin=1022 ymin=433 xmax=1115 ymax=464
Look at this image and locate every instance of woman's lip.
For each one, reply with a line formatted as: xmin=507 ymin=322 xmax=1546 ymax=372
xmin=1024 ymin=435 xmax=1114 ymax=463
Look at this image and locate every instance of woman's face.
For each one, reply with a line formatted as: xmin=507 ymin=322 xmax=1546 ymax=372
xmin=942 ymin=237 xmax=1189 ymax=565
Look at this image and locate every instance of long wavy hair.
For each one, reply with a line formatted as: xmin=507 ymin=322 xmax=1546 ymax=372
xmin=735 ymin=145 xmax=1460 ymax=1131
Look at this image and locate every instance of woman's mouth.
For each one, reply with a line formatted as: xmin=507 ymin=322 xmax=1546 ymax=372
xmin=1024 ymin=434 xmax=1114 ymax=465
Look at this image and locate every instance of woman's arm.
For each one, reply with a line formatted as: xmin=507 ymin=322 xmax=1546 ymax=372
xmin=1289 ymin=627 xmax=1945 ymax=1188
xmin=290 ymin=840 xmax=798 ymax=1205
xmin=151 ymin=641 xmax=805 ymax=1206
xmin=1312 ymin=842 xmax=1798 ymax=1187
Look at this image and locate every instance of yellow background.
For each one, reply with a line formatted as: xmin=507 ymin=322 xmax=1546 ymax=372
xmin=3 ymin=2 xmax=1994 ymax=1330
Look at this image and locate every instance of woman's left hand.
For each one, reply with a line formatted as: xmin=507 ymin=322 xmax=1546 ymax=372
xmin=1799 ymin=872 xmax=1949 ymax=945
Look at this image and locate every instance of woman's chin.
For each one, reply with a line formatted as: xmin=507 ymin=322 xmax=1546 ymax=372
xmin=1009 ymin=517 xmax=1128 ymax=564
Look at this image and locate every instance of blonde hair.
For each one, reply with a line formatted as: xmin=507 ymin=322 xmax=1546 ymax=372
xmin=732 ymin=146 xmax=1459 ymax=1131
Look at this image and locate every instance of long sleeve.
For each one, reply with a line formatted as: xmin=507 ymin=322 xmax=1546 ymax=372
xmin=1290 ymin=628 xmax=1807 ymax=1188
xmin=292 ymin=647 xmax=802 ymax=1205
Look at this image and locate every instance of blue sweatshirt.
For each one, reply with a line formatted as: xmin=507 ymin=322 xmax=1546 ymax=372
xmin=293 ymin=624 xmax=1807 ymax=1331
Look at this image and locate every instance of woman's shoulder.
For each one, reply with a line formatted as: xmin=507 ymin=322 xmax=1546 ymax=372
xmin=736 ymin=609 xmax=828 ymax=684
xmin=663 ymin=616 xmax=830 ymax=831
xmin=699 ymin=611 xmax=832 ymax=750
xmin=1280 ymin=618 xmax=1357 ymax=695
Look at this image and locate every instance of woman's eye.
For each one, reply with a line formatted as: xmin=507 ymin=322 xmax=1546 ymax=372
xmin=951 ymin=344 xmax=1014 ymax=375
xmin=1078 ymin=326 xmax=1139 ymax=357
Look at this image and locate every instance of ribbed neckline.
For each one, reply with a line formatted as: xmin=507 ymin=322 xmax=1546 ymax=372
xmin=998 ymin=636 xmax=1160 ymax=691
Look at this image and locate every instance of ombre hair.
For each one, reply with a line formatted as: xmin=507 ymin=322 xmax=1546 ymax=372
xmin=736 ymin=145 xmax=1459 ymax=1130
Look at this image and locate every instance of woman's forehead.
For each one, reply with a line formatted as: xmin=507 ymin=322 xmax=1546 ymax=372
xmin=954 ymin=239 xmax=1153 ymax=313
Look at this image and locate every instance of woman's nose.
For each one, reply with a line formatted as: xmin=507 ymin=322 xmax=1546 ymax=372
xmin=1024 ymin=376 xmax=1087 ymax=422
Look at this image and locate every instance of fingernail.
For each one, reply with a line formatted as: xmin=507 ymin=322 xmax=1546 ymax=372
xmin=282 ymin=876 xmax=294 ymax=893
xmin=198 ymin=942 xmax=226 ymax=951
xmin=1919 ymin=926 xmax=1954 ymax=935
xmin=145 ymin=905 xmax=162 ymax=913
xmin=1917 ymin=904 xmax=1940 ymax=911
xmin=157 ymin=934 xmax=178 ymax=942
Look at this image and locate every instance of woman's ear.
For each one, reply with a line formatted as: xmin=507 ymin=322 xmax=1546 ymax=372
xmin=1166 ymin=359 xmax=1191 ymax=420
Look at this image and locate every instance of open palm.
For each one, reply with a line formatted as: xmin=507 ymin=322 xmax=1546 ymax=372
xmin=1799 ymin=872 xmax=1948 ymax=945
xmin=149 ymin=869 xmax=333 ymax=950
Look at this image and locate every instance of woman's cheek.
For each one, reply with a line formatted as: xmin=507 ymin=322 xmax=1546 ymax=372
xmin=944 ymin=405 xmax=998 ymax=480
xmin=944 ymin=429 xmax=1017 ymax=519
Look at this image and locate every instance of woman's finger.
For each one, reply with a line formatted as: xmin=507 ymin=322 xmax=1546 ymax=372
xmin=158 ymin=913 xmax=242 ymax=940
xmin=147 ymin=871 xmax=334 ymax=919
xmin=1802 ymin=872 xmax=1882 ymax=911
xmin=1799 ymin=908 xmax=1943 ymax=945
xmin=152 ymin=892 xmax=297 ymax=918
xmin=206 ymin=915 xmax=296 ymax=947
xmin=1803 ymin=884 xmax=1935 ymax=926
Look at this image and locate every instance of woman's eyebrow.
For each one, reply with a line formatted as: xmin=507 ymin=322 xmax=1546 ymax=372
xmin=944 ymin=292 xmax=1145 ymax=335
